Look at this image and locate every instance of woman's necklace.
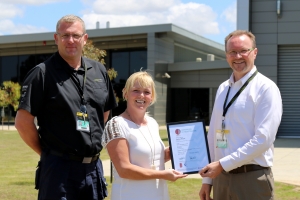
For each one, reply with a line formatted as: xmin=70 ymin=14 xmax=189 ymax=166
xmin=125 ymin=110 xmax=156 ymax=170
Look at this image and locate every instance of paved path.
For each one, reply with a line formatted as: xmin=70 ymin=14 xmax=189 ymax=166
xmin=103 ymin=138 xmax=300 ymax=186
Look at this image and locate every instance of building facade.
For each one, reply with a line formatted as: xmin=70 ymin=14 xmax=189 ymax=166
xmin=0 ymin=24 xmax=230 ymax=126
xmin=238 ymin=0 xmax=300 ymax=138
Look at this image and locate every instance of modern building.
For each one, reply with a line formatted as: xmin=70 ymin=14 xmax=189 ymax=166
xmin=2 ymin=0 xmax=299 ymax=139
xmin=0 ymin=23 xmax=229 ymax=126
xmin=238 ymin=0 xmax=300 ymax=138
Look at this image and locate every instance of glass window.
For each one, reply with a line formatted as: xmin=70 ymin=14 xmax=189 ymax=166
xmin=19 ymin=54 xmax=52 ymax=83
xmin=130 ymin=51 xmax=147 ymax=74
xmin=170 ymin=88 xmax=209 ymax=125
xmin=111 ymin=50 xmax=147 ymax=84
xmin=0 ymin=53 xmax=52 ymax=84
xmin=0 ymin=56 xmax=18 ymax=83
xmin=111 ymin=52 xmax=129 ymax=84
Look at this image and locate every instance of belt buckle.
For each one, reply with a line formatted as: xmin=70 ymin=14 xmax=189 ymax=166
xmin=82 ymin=157 xmax=92 ymax=163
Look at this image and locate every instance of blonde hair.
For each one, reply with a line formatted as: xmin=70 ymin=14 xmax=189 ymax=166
xmin=122 ymin=71 xmax=157 ymax=106
xmin=56 ymin=14 xmax=86 ymax=33
xmin=225 ymin=30 xmax=256 ymax=52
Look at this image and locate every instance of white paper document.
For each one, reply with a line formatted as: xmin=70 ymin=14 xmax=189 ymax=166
xmin=167 ymin=120 xmax=210 ymax=174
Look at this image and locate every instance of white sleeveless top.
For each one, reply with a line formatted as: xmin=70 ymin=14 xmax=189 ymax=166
xmin=102 ymin=116 xmax=169 ymax=200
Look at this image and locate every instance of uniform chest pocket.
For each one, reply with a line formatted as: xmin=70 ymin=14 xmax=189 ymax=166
xmin=91 ymin=82 xmax=108 ymax=105
xmin=232 ymin=96 xmax=254 ymax=123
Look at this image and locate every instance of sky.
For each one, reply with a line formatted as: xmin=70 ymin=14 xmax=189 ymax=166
xmin=0 ymin=0 xmax=236 ymax=44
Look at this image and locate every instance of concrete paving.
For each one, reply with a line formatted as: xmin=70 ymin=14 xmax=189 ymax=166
xmin=0 ymin=125 xmax=16 ymax=131
xmin=102 ymin=138 xmax=300 ymax=186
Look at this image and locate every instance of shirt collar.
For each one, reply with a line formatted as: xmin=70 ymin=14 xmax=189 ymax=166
xmin=54 ymin=51 xmax=92 ymax=71
xmin=229 ymin=66 xmax=257 ymax=86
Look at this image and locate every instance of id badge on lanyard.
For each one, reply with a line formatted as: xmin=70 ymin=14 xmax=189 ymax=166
xmin=76 ymin=104 xmax=90 ymax=132
xmin=216 ymin=119 xmax=229 ymax=148
xmin=71 ymin=62 xmax=90 ymax=133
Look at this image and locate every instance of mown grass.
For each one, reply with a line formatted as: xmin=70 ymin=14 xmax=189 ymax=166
xmin=0 ymin=130 xmax=299 ymax=200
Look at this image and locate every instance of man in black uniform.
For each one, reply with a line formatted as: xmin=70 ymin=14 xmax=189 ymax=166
xmin=15 ymin=15 xmax=117 ymax=200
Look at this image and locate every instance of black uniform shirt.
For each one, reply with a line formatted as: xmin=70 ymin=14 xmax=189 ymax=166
xmin=18 ymin=52 xmax=117 ymax=156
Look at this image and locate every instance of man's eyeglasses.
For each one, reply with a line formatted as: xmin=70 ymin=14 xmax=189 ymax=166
xmin=56 ymin=33 xmax=85 ymax=41
xmin=227 ymin=48 xmax=255 ymax=57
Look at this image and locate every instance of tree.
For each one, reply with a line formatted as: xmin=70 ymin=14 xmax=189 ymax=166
xmin=0 ymin=81 xmax=21 ymax=127
xmin=0 ymin=81 xmax=21 ymax=111
xmin=82 ymin=40 xmax=118 ymax=80
xmin=0 ymin=89 xmax=9 ymax=108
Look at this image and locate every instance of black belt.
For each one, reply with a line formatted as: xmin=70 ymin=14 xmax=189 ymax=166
xmin=227 ymin=164 xmax=269 ymax=174
xmin=49 ymin=150 xmax=99 ymax=164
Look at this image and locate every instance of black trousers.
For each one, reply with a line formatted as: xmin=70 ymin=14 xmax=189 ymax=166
xmin=35 ymin=151 xmax=107 ymax=200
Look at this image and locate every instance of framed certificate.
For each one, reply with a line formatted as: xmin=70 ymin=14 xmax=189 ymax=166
xmin=167 ymin=120 xmax=211 ymax=174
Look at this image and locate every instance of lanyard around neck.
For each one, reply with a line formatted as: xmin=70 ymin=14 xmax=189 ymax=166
xmin=222 ymin=70 xmax=258 ymax=118
xmin=70 ymin=61 xmax=87 ymax=106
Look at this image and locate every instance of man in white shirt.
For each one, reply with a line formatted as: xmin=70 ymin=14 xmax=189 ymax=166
xmin=199 ymin=30 xmax=282 ymax=200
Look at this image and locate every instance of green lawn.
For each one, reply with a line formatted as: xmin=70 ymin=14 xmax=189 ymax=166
xmin=1 ymin=130 xmax=299 ymax=200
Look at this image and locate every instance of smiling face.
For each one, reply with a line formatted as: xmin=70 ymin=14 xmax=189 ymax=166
xmin=226 ymin=34 xmax=258 ymax=81
xmin=122 ymin=71 xmax=156 ymax=113
xmin=125 ymin=81 xmax=153 ymax=111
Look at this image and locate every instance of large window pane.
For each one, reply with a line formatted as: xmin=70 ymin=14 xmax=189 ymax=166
xmin=0 ymin=53 xmax=53 ymax=84
xmin=130 ymin=51 xmax=147 ymax=74
xmin=111 ymin=52 xmax=129 ymax=84
xmin=170 ymin=88 xmax=209 ymax=125
xmin=0 ymin=56 xmax=18 ymax=83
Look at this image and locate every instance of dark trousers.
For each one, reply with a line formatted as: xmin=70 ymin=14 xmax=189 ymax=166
xmin=213 ymin=168 xmax=274 ymax=200
xmin=35 ymin=151 xmax=107 ymax=200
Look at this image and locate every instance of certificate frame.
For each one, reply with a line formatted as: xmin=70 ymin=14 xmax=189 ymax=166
xmin=167 ymin=120 xmax=211 ymax=174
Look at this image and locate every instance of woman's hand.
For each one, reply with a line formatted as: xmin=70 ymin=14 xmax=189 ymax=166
xmin=163 ymin=169 xmax=188 ymax=181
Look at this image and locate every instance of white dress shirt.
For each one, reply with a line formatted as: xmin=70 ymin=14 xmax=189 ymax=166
xmin=202 ymin=66 xmax=282 ymax=185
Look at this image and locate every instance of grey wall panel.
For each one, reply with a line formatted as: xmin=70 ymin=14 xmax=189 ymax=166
xmin=199 ymin=81 xmax=227 ymax=88
xmin=147 ymin=33 xmax=156 ymax=72
xmin=267 ymin=76 xmax=277 ymax=83
xmin=170 ymin=69 xmax=231 ymax=88
xmin=170 ymin=72 xmax=199 ymax=81
xmin=278 ymin=22 xmax=300 ymax=33
xmin=196 ymin=68 xmax=231 ymax=75
xmin=278 ymin=11 xmax=300 ymax=22
xmin=255 ymin=34 xmax=278 ymax=44
xmin=237 ymin=0 xmax=250 ymax=30
xmin=255 ymin=55 xmax=277 ymax=66
xmin=171 ymin=81 xmax=200 ymax=88
xmin=257 ymin=44 xmax=277 ymax=55
xmin=154 ymin=64 xmax=169 ymax=125
xmin=252 ymin=1 xmax=276 ymax=12
xmin=278 ymin=33 xmax=300 ymax=45
xmin=155 ymin=38 xmax=174 ymax=63
xmin=280 ymin=1 xmax=300 ymax=11
xmin=174 ymin=46 xmax=206 ymax=63
xmin=257 ymin=65 xmax=278 ymax=77
xmin=252 ymin=12 xmax=278 ymax=23
xmin=251 ymin=23 xmax=277 ymax=33
xmin=168 ymin=60 xmax=229 ymax=72
xmin=199 ymin=74 xmax=229 ymax=81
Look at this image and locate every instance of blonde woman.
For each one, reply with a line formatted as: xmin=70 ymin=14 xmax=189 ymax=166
xmin=103 ymin=71 xmax=187 ymax=200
